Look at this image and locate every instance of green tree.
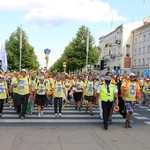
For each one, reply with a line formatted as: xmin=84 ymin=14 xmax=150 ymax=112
xmin=5 ymin=27 xmax=40 ymax=71
xmin=50 ymin=25 xmax=100 ymax=72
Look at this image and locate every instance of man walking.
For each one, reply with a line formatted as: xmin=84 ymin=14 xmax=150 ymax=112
xmin=121 ymin=73 xmax=141 ymax=128
xmin=96 ymin=74 xmax=118 ymax=130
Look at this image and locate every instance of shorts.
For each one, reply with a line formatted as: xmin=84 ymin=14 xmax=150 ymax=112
xmin=35 ymin=94 xmax=46 ymax=106
xmin=125 ymin=101 xmax=136 ymax=114
xmin=74 ymin=92 xmax=82 ymax=102
xmin=84 ymin=96 xmax=93 ymax=102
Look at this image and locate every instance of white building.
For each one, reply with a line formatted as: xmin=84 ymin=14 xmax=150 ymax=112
xmin=132 ymin=18 xmax=150 ymax=77
xmin=99 ymin=21 xmax=143 ymax=75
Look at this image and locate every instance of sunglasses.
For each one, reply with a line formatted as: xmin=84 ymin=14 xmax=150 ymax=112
xmin=130 ymin=76 xmax=136 ymax=78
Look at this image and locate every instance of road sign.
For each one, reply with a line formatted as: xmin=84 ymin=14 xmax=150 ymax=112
xmin=44 ymin=49 xmax=51 ymax=55
xmin=144 ymin=70 xmax=150 ymax=75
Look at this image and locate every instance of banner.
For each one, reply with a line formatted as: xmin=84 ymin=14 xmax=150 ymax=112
xmin=0 ymin=44 xmax=8 ymax=72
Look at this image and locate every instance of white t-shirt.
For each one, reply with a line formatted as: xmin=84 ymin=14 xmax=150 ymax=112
xmin=97 ymin=83 xmax=118 ymax=94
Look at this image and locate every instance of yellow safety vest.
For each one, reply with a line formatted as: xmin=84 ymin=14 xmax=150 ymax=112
xmin=99 ymin=84 xmax=115 ymax=102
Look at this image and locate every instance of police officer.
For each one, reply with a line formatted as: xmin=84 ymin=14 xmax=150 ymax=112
xmin=96 ymin=75 xmax=118 ymax=130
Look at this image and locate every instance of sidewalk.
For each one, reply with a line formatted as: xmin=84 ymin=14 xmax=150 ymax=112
xmin=0 ymin=124 xmax=150 ymax=150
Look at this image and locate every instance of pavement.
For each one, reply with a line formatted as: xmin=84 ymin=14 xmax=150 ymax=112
xmin=0 ymin=123 xmax=150 ymax=150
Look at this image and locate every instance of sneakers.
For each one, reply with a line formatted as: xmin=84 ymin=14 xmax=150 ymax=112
xmin=38 ymin=113 xmax=41 ymax=118
xmin=19 ymin=114 xmax=25 ymax=119
xmin=125 ymin=120 xmax=132 ymax=128
xmin=21 ymin=116 xmax=25 ymax=120
xmin=54 ymin=113 xmax=61 ymax=117
xmin=99 ymin=115 xmax=103 ymax=120
xmin=41 ymin=111 xmax=43 ymax=116
xmin=90 ymin=111 xmax=94 ymax=116
xmin=104 ymin=125 xmax=108 ymax=130
xmin=108 ymin=119 xmax=113 ymax=124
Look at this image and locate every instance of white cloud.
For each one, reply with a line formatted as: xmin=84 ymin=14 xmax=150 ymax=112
xmin=0 ymin=0 xmax=125 ymax=26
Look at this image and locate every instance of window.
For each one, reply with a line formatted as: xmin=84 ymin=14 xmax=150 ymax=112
xmin=134 ymin=49 xmax=136 ymax=55
xmin=148 ymin=33 xmax=150 ymax=40
xmin=139 ymin=48 xmax=141 ymax=55
xmin=147 ymin=58 xmax=150 ymax=65
xmin=143 ymin=47 xmax=145 ymax=54
xmin=143 ymin=35 xmax=146 ymax=42
xmin=134 ymin=60 xmax=136 ymax=66
xmin=134 ymin=38 xmax=137 ymax=44
xmin=148 ymin=45 xmax=150 ymax=53
xmin=138 ymin=59 xmax=140 ymax=66
xmin=143 ymin=58 xmax=145 ymax=65
xmin=139 ymin=36 xmax=142 ymax=42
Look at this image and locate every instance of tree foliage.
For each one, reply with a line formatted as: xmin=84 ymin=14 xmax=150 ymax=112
xmin=49 ymin=25 xmax=99 ymax=72
xmin=5 ymin=27 xmax=40 ymax=71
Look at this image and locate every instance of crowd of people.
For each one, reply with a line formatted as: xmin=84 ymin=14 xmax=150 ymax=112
xmin=0 ymin=69 xmax=150 ymax=130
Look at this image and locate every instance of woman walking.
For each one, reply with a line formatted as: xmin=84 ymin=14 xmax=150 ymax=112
xmin=34 ymin=76 xmax=48 ymax=117
xmin=52 ymin=75 xmax=66 ymax=117
xmin=0 ymin=75 xmax=9 ymax=117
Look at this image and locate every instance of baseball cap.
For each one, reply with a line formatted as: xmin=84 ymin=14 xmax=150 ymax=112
xmin=39 ymin=76 xmax=45 ymax=80
xmin=129 ymin=73 xmax=136 ymax=77
xmin=21 ymin=69 xmax=27 ymax=73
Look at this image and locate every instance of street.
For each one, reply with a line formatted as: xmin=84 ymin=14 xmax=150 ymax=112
xmin=0 ymin=104 xmax=150 ymax=150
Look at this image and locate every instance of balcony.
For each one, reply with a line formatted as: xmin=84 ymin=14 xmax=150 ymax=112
xmin=115 ymin=39 xmax=121 ymax=44
xmin=105 ymin=43 xmax=112 ymax=47
xmin=110 ymin=54 xmax=116 ymax=59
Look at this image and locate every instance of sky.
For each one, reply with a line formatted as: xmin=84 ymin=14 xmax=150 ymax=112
xmin=0 ymin=0 xmax=149 ymax=69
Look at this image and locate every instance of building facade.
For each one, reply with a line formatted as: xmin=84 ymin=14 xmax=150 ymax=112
xmin=132 ymin=19 xmax=150 ymax=77
xmin=99 ymin=21 xmax=143 ymax=75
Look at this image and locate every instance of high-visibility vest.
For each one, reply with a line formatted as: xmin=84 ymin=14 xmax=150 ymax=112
xmin=99 ymin=84 xmax=115 ymax=102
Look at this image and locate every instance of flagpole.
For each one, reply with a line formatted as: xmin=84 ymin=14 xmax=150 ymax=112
xmin=19 ymin=25 xmax=22 ymax=71
xmin=86 ymin=29 xmax=89 ymax=72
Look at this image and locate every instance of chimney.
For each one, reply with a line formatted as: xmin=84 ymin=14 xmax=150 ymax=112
xmin=143 ymin=17 xmax=150 ymax=25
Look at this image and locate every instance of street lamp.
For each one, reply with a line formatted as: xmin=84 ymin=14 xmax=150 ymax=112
xmin=44 ymin=48 xmax=51 ymax=71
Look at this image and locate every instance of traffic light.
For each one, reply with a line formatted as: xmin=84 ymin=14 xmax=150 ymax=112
xmin=100 ymin=60 xmax=107 ymax=70
xmin=94 ymin=64 xmax=97 ymax=70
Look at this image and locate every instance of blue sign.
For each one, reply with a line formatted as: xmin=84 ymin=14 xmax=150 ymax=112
xmin=44 ymin=48 xmax=51 ymax=54
xmin=144 ymin=70 xmax=150 ymax=75
xmin=117 ymin=69 xmax=122 ymax=75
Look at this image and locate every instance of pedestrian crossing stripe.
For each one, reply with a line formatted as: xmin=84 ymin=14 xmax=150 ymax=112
xmin=146 ymin=109 xmax=150 ymax=111
xmin=134 ymin=116 xmax=150 ymax=120
xmin=144 ymin=121 xmax=150 ymax=125
xmin=138 ymin=106 xmax=149 ymax=109
xmin=0 ymin=119 xmax=126 ymax=123
xmin=1 ymin=113 xmax=140 ymax=118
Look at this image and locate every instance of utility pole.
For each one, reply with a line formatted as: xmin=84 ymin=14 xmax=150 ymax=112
xmin=86 ymin=29 xmax=89 ymax=72
xmin=19 ymin=25 xmax=22 ymax=71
